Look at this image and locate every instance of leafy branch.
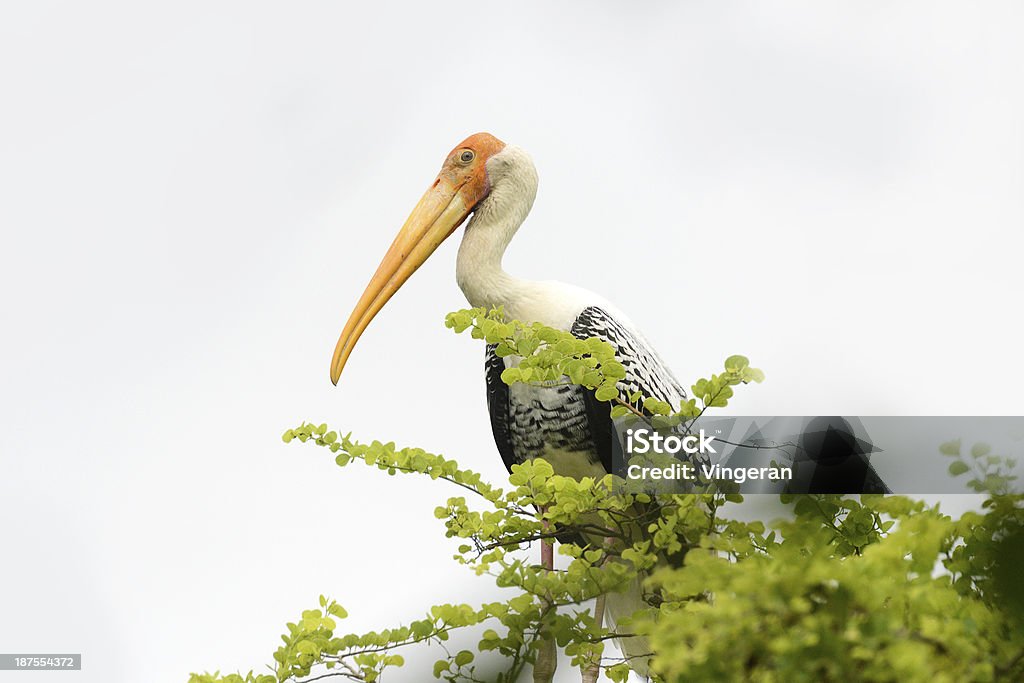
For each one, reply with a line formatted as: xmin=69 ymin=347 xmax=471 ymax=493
xmin=191 ymin=310 xmax=1023 ymax=683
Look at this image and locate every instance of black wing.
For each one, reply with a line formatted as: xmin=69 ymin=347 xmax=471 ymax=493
xmin=572 ymin=306 xmax=687 ymax=474
xmin=485 ymin=343 xmax=518 ymax=473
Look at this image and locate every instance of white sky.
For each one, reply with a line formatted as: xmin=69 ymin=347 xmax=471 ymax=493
xmin=1 ymin=2 xmax=1022 ymax=682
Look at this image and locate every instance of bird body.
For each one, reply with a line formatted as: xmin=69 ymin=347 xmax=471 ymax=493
xmin=330 ymin=133 xmax=682 ymax=677
xmin=453 ymin=139 xmax=687 ymax=479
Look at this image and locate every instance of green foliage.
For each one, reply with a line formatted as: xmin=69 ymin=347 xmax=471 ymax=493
xmin=940 ymin=438 xmax=1019 ymax=495
xmin=192 ymin=309 xmax=1023 ymax=682
xmin=646 ymin=493 xmax=1024 ymax=682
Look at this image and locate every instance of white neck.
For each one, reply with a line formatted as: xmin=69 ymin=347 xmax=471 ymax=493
xmin=456 ymin=146 xmax=538 ymax=311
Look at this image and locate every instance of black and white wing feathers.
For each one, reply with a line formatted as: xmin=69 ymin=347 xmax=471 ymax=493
xmin=570 ymin=306 xmax=686 ymax=411
xmin=571 ymin=306 xmax=687 ymax=474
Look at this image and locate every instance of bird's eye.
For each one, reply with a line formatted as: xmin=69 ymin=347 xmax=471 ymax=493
xmin=459 ymin=150 xmax=475 ymax=163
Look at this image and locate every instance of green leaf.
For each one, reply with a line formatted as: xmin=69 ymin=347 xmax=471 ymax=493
xmin=939 ymin=439 xmax=962 ymax=456
xmin=724 ymin=355 xmax=750 ymax=372
xmin=743 ymin=367 xmax=766 ymax=383
xmin=948 ymin=461 xmax=970 ymax=476
xmin=500 ymin=367 xmax=521 ymax=384
xmin=602 ymin=360 xmax=627 ymax=380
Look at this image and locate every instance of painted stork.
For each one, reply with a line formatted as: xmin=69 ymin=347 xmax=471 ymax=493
xmin=330 ymin=132 xmax=682 ymax=677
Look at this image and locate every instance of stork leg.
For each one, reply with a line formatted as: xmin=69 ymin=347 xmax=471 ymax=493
xmin=581 ymin=592 xmax=606 ymax=683
xmin=534 ymin=518 xmax=557 ymax=683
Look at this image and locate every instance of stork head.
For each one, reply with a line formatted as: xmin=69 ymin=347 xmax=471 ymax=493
xmin=329 ymin=132 xmax=507 ymax=384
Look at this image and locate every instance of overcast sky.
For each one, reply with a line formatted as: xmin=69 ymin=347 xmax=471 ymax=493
xmin=1 ymin=2 xmax=1022 ymax=682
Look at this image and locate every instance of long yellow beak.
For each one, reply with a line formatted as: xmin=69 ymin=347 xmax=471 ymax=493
xmin=330 ymin=177 xmax=473 ymax=384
